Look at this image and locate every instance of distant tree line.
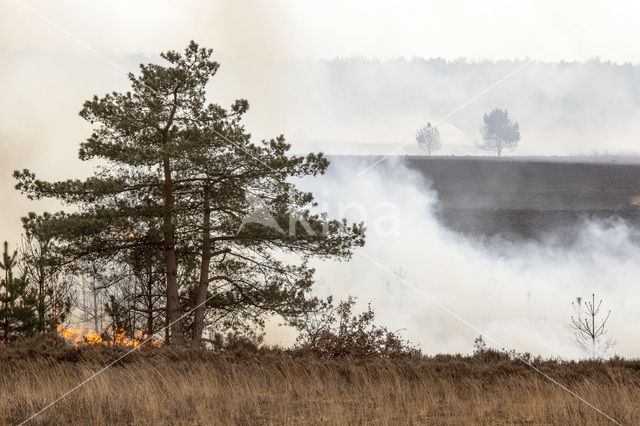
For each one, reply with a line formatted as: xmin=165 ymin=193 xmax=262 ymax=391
xmin=317 ymin=57 xmax=640 ymax=135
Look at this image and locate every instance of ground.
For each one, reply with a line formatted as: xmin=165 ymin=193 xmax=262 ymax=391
xmin=2 ymin=342 xmax=639 ymax=425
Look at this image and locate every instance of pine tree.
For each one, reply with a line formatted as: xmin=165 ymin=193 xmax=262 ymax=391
xmin=126 ymin=242 xmax=166 ymax=338
xmin=14 ymin=42 xmax=365 ymax=346
xmin=104 ymin=294 xmax=132 ymax=343
xmin=20 ymin=212 xmax=72 ymax=333
xmin=0 ymin=241 xmax=37 ymax=341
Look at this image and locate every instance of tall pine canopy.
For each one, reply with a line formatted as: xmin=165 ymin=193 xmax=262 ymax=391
xmin=14 ymin=42 xmax=365 ymax=345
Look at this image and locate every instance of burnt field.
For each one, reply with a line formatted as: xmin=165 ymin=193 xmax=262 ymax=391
xmin=330 ymin=155 xmax=640 ymax=241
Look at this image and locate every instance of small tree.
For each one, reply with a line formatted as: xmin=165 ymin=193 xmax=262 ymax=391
xmin=415 ymin=122 xmax=441 ymax=156
xmin=0 ymin=241 xmax=37 ymax=341
xmin=473 ymin=335 xmax=487 ymax=355
xmin=570 ymin=293 xmax=614 ymax=359
xmin=479 ymin=108 xmax=520 ymax=156
xmin=20 ymin=213 xmax=72 ymax=333
xmin=104 ymin=294 xmax=133 ymax=342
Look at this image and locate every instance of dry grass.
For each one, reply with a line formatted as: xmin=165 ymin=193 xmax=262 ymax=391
xmin=1 ymin=343 xmax=640 ymax=425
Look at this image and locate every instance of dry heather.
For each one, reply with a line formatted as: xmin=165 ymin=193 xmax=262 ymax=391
xmin=1 ymin=342 xmax=640 ymax=425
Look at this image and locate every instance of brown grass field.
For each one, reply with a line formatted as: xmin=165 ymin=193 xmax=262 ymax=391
xmin=2 ymin=340 xmax=640 ymax=425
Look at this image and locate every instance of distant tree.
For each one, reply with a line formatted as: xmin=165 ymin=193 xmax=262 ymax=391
xmin=479 ymin=108 xmax=520 ymax=156
xmin=74 ymin=259 xmax=109 ymax=336
xmin=570 ymin=293 xmax=614 ymax=359
xmin=415 ymin=122 xmax=441 ymax=156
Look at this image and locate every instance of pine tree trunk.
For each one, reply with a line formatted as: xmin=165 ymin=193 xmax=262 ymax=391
xmin=37 ymin=249 xmax=45 ymax=332
xmin=162 ymin=156 xmax=183 ymax=345
xmin=2 ymin=268 xmax=8 ymax=341
xmin=193 ymin=186 xmax=211 ymax=347
xmin=38 ymin=275 xmax=44 ymax=332
xmin=146 ymin=268 xmax=154 ymax=337
xmin=92 ymin=277 xmax=98 ymax=333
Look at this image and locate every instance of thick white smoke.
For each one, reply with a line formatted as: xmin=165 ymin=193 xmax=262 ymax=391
xmin=279 ymin=158 xmax=640 ymax=358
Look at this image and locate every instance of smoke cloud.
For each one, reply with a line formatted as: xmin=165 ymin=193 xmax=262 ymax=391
xmin=281 ymin=158 xmax=640 ymax=358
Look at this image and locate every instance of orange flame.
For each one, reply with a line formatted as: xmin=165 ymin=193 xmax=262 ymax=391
xmin=57 ymin=325 xmax=162 ymax=348
xmin=113 ymin=230 xmax=142 ymax=240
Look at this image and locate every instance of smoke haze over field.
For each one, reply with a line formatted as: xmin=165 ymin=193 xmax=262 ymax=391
xmin=3 ymin=1 xmax=640 ymax=357
xmin=289 ymin=159 xmax=640 ymax=357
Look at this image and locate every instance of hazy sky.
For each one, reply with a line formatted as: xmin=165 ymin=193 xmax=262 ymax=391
xmin=3 ymin=1 xmax=640 ymax=61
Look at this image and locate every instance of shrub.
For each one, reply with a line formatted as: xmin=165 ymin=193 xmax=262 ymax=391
xmin=294 ymin=297 xmax=419 ymax=358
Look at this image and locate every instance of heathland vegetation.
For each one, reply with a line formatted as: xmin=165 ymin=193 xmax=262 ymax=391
xmin=2 ymin=336 xmax=640 ymax=425
xmin=3 ymin=42 xmax=640 ymax=425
